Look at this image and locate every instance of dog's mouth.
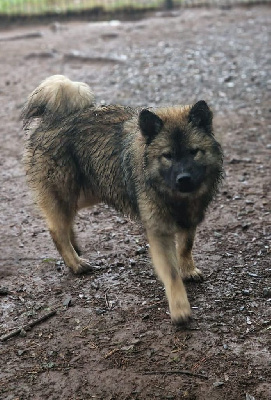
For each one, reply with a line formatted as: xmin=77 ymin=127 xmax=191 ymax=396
xmin=175 ymin=173 xmax=197 ymax=193
xmin=177 ymin=183 xmax=195 ymax=193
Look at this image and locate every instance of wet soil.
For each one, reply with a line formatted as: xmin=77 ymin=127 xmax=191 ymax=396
xmin=0 ymin=5 xmax=270 ymax=400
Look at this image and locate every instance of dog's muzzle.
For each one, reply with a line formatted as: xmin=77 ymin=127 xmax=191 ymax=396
xmin=176 ymin=172 xmax=195 ymax=193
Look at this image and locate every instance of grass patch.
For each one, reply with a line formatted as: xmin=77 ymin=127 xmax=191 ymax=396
xmin=0 ymin=0 xmax=183 ymax=16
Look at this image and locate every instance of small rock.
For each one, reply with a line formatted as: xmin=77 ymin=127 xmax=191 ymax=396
xmin=227 ymin=82 xmax=235 ymax=88
xmin=135 ymin=246 xmax=146 ymax=255
xmin=55 ymin=260 xmax=64 ymax=272
xmin=109 ymin=20 xmax=121 ymax=27
xmin=247 ymin=272 xmax=258 ymax=278
xmin=246 ymin=393 xmax=256 ymax=400
xmin=242 ymin=223 xmax=251 ymax=230
xmin=95 ymin=308 xmax=106 ymax=315
xmin=246 ymin=316 xmax=252 ymax=325
xmin=213 ymin=381 xmax=224 ymax=387
xmin=121 ymin=345 xmax=134 ymax=352
xmin=20 ymin=328 xmax=27 ymax=337
xmin=213 ymin=231 xmax=222 ymax=238
xmin=63 ymin=296 xmax=73 ymax=308
xmin=263 ymin=287 xmax=271 ymax=298
xmin=91 ymin=282 xmax=100 ymax=290
xmin=224 ymin=75 xmax=233 ymax=82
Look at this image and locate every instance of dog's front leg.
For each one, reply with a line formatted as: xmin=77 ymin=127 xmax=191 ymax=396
xmin=176 ymin=229 xmax=203 ymax=281
xmin=147 ymin=230 xmax=191 ymax=324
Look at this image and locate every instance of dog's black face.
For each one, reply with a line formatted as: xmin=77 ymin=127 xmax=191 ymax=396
xmin=139 ymin=101 xmax=223 ymax=201
xmin=159 ymin=150 xmax=207 ymax=193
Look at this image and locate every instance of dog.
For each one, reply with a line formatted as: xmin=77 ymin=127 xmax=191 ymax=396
xmin=22 ymin=75 xmax=223 ymax=324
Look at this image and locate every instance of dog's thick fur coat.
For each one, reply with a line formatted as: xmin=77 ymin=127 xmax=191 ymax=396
xmin=23 ymin=75 xmax=223 ymax=324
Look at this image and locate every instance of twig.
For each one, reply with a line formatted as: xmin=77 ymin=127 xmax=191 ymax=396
xmin=104 ymin=292 xmax=109 ymax=308
xmin=0 ymin=32 xmax=43 ymax=42
xmin=143 ymin=370 xmax=208 ymax=379
xmin=192 ymin=356 xmax=208 ymax=372
xmin=104 ymin=348 xmax=120 ymax=359
xmin=0 ymin=310 xmax=57 ymax=342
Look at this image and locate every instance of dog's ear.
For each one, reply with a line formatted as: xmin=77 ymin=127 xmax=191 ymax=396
xmin=188 ymin=101 xmax=213 ymax=133
xmin=139 ymin=109 xmax=164 ymax=143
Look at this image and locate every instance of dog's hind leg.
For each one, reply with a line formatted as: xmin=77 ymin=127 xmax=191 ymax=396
xmin=146 ymin=230 xmax=191 ymax=324
xmin=176 ymin=229 xmax=203 ymax=282
xmin=70 ymin=227 xmax=82 ymax=256
xmin=39 ymin=194 xmax=92 ymax=274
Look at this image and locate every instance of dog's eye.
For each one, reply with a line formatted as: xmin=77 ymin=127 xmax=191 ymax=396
xmin=162 ymin=152 xmax=172 ymax=160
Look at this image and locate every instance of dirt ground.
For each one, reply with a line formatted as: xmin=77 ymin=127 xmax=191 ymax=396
xmin=0 ymin=5 xmax=270 ymax=400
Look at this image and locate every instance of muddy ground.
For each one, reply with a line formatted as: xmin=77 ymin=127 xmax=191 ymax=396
xmin=0 ymin=5 xmax=270 ymax=400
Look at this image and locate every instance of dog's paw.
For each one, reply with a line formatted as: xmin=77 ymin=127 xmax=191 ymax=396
xmin=182 ymin=268 xmax=203 ymax=282
xmin=70 ymin=258 xmax=93 ymax=274
xmin=170 ymin=299 xmax=192 ymax=325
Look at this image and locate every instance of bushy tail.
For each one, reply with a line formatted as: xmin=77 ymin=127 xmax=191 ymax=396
xmin=22 ymin=75 xmax=95 ymax=126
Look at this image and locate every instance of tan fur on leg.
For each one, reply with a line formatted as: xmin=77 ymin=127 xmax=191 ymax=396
xmin=39 ymin=195 xmax=91 ymax=274
xmin=147 ymin=231 xmax=191 ymax=324
xmin=176 ymin=229 xmax=203 ymax=281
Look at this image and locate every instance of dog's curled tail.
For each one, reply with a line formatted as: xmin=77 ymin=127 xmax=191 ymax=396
xmin=22 ymin=75 xmax=95 ymax=126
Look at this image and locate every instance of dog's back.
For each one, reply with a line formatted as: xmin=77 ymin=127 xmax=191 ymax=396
xmin=23 ymin=76 xmax=140 ymax=219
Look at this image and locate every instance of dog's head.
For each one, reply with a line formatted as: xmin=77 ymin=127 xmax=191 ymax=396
xmin=139 ymin=101 xmax=223 ymax=199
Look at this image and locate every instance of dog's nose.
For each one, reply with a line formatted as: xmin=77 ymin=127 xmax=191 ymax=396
xmin=176 ymin=172 xmax=191 ymax=184
xmin=176 ymin=173 xmax=193 ymax=192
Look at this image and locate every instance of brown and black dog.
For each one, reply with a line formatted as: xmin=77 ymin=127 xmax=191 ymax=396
xmin=23 ymin=75 xmax=223 ymax=324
